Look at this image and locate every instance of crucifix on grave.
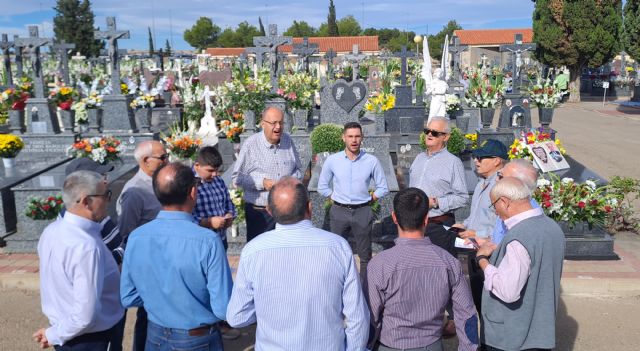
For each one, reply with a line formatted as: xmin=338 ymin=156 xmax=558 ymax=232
xmin=15 ymin=26 xmax=51 ymax=100
xmin=499 ymin=33 xmax=536 ymax=93
xmin=447 ymin=36 xmax=468 ymax=83
xmin=292 ymin=37 xmax=319 ymax=72
xmin=252 ymin=24 xmax=292 ymax=92
xmin=324 ymin=48 xmax=337 ymax=79
xmin=343 ymin=44 xmax=367 ymax=81
xmin=394 ymin=45 xmax=415 ymax=86
xmin=51 ymin=40 xmax=76 ymax=85
xmin=12 ymin=35 xmax=24 ymax=80
xmin=245 ymin=46 xmax=269 ymax=67
xmin=95 ymin=17 xmax=130 ymax=95
xmin=0 ymin=34 xmax=14 ymax=86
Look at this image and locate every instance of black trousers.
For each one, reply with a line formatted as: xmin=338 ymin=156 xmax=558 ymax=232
xmin=53 ymin=323 xmax=119 ymax=351
xmin=329 ymin=204 xmax=373 ymax=281
xmin=424 ymin=214 xmax=457 ymax=257
xmin=245 ymin=203 xmax=276 ymax=242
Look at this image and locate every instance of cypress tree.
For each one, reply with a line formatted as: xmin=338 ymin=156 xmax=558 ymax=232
xmin=623 ymin=0 xmax=640 ymax=71
xmin=164 ymin=39 xmax=173 ymax=57
xmin=148 ymin=27 xmax=155 ymax=56
xmin=258 ymin=16 xmax=266 ymax=36
xmin=328 ymin=0 xmax=339 ymax=36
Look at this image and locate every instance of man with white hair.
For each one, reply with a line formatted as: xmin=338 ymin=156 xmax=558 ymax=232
xmin=116 ymin=140 xmax=167 ymax=351
xmin=476 ymin=177 xmax=564 ymax=351
xmin=33 ymin=171 xmax=124 ymax=350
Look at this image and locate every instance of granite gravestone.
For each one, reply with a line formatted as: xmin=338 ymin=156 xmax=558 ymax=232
xmin=95 ymin=17 xmax=135 ymax=132
xmin=197 ymin=68 xmax=232 ymax=88
xmin=385 ymin=46 xmax=425 ymax=135
xmin=320 ymin=78 xmax=368 ymax=125
xmin=446 ymin=36 xmax=468 ymax=94
xmin=324 ymin=48 xmax=337 ymax=79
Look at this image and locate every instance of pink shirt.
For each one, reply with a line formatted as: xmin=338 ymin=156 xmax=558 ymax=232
xmin=483 ymin=207 xmax=543 ymax=303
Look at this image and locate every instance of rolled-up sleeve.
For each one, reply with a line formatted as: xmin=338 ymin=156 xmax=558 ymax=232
xmin=483 ymin=240 xmax=531 ymax=303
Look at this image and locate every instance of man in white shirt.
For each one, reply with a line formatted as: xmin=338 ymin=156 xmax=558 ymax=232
xmin=33 ymin=171 xmax=124 ymax=350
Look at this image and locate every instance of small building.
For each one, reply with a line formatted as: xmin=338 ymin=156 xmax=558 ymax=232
xmin=453 ymin=28 xmax=534 ymax=70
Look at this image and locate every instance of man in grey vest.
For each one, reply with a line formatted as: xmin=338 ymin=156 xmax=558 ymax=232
xmin=475 ymin=177 xmax=564 ymax=351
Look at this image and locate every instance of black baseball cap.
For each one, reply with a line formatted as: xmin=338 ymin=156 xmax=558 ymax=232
xmin=65 ymin=158 xmax=114 ymax=176
xmin=472 ymin=139 xmax=509 ymax=160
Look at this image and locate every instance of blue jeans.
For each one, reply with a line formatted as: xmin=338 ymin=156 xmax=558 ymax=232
xmin=53 ymin=324 xmax=116 ymax=351
xmin=145 ymin=320 xmax=223 ymax=351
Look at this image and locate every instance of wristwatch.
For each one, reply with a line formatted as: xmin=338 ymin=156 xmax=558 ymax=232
xmin=475 ymin=255 xmax=490 ymax=265
xmin=432 ymin=197 xmax=439 ymax=209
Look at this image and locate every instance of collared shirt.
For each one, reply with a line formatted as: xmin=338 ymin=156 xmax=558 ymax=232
xmin=317 ymin=150 xmax=389 ymax=204
xmin=192 ymin=174 xmax=236 ymax=239
xmin=38 ymin=212 xmax=123 ymax=346
xmin=409 ymin=149 xmax=468 ymax=217
xmin=491 ymin=199 xmax=540 ymax=244
xmin=367 ymin=237 xmax=478 ymax=351
xmin=463 ymin=172 xmax=500 ymax=238
xmin=59 ymin=208 xmax=124 ymax=264
xmin=484 ymin=207 xmax=543 ymax=303
xmin=116 ymin=169 xmax=162 ymax=246
xmin=232 ymin=131 xmax=302 ymax=207
xmin=120 ymin=211 xmax=233 ymax=329
xmin=227 ymin=220 xmax=369 ymax=351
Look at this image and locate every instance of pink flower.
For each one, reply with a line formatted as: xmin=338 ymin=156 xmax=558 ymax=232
xmin=276 ymin=89 xmax=285 ymax=96
xmin=577 ymin=201 xmax=586 ymax=209
xmin=287 ymin=92 xmax=297 ymax=100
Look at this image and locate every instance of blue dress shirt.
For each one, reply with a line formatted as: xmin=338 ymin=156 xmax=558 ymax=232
xmin=317 ymin=150 xmax=389 ymax=204
xmin=120 ymin=211 xmax=233 ymax=329
xmin=491 ymin=199 xmax=540 ymax=244
xmin=227 ymin=219 xmax=370 ymax=351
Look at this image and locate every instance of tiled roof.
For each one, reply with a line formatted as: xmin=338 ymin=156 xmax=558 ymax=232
xmin=453 ymin=28 xmax=533 ymax=46
xmin=205 ymin=36 xmax=379 ymax=57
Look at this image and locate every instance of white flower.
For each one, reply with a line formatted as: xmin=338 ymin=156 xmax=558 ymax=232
xmin=537 ymin=178 xmax=551 ymax=187
xmin=585 ymin=180 xmax=597 ymax=190
xmin=561 ymin=177 xmax=574 ymax=184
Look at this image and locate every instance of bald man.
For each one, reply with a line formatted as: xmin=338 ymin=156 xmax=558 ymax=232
xmin=116 ymin=140 xmax=167 ymax=351
xmin=227 ymin=177 xmax=369 ymax=351
xmin=121 ymin=163 xmax=233 ymax=351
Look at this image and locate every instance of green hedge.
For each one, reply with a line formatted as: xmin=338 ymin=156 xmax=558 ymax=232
xmin=310 ymin=123 xmax=345 ymax=154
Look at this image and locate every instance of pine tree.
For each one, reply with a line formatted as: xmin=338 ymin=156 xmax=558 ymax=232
xmin=53 ymin=0 xmax=102 ymax=57
xmin=533 ymin=0 xmax=622 ymax=102
xmin=148 ymin=27 xmax=154 ymax=56
xmin=623 ymin=0 xmax=640 ymax=70
xmin=327 ymin=0 xmax=339 ymax=36
xmin=258 ymin=17 xmax=266 ymax=36
xmin=164 ymin=39 xmax=173 ymax=57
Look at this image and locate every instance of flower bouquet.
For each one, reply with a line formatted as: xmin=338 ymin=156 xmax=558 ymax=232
xmin=163 ymin=130 xmax=202 ymax=161
xmin=277 ymin=72 xmax=319 ymax=111
xmin=49 ymin=86 xmax=77 ymax=110
xmin=465 ymin=74 xmax=505 ymax=108
xmin=527 ymin=79 xmax=564 ymax=108
xmin=534 ymin=174 xmax=617 ymax=229
xmin=508 ymin=129 xmax=566 ymax=161
xmin=220 ymin=118 xmax=244 ymax=143
xmin=1 ymin=87 xmax=30 ymax=110
xmin=0 ymin=134 xmax=24 ymax=158
xmin=129 ymin=94 xmax=156 ymax=109
xmin=445 ymin=94 xmax=461 ymax=114
xmin=68 ymin=136 xmax=123 ymax=164
xmin=25 ymin=195 xmax=64 ymax=220
xmin=365 ymin=91 xmax=396 ymax=114
xmin=229 ymin=188 xmax=245 ymax=225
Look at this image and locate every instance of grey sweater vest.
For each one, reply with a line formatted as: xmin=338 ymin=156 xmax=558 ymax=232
xmin=481 ymin=214 xmax=565 ymax=350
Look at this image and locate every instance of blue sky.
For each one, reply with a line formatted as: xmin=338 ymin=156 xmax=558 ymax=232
xmin=0 ymin=0 xmax=535 ymax=52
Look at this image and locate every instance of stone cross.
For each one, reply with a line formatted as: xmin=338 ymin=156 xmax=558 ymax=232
xmin=245 ymin=46 xmax=269 ymax=67
xmin=292 ymin=37 xmax=318 ymax=72
xmin=252 ymin=24 xmax=292 ymax=92
xmin=343 ymin=44 xmax=367 ymax=81
xmin=197 ymin=85 xmax=219 ymax=146
xmin=95 ymin=17 xmax=130 ymax=95
xmin=238 ymin=51 xmax=248 ymax=70
xmin=51 ymin=40 xmax=76 ymax=85
xmin=13 ymin=35 xmax=24 ymax=79
xmin=324 ymin=48 xmax=337 ymax=78
xmin=277 ymin=53 xmax=288 ymax=76
xmin=153 ymin=48 xmax=164 ymax=71
xmin=499 ymin=33 xmax=536 ymax=88
xmin=15 ymin=26 xmax=51 ymax=99
xmin=393 ymin=46 xmax=415 ymax=86
xmin=447 ymin=36 xmax=468 ymax=82
xmin=0 ymin=34 xmax=14 ymax=86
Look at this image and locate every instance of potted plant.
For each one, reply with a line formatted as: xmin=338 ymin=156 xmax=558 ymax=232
xmin=464 ymin=73 xmax=505 ymax=129
xmin=163 ymin=129 xmax=202 ymax=165
xmin=1 ymin=86 xmax=31 ymax=133
xmin=130 ymin=93 xmax=156 ymax=132
xmin=310 ymin=123 xmax=345 ymax=156
xmin=365 ymin=91 xmax=396 ymax=115
xmin=527 ymin=78 xmax=564 ymax=130
xmin=49 ymin=85 xmax=77 ymax=133
xmin=278 ymin=72 xmax=319 ymax=128
xmin=67 ymin=135 xmax=123 ymax=165
xmin=0 ymin=133 xmax=24 ymax=167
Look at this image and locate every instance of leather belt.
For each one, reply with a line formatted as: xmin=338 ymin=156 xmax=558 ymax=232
xmin=429 ymin=213 xmax=455 ymax=225
xmin=333 ymin=200 xmax=370 ymax=210
xmin=188 ymin=324 xmax=216 ymax=336
xmin=248 ymin=203 xmax=267 ymax=210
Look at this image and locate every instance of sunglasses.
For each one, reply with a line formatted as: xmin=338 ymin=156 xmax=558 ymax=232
xmin=423 ymin=128 xmax=448 ymax=137
xmin=149 ymin=154 xmax=169 ymax=161
xmin=497 ymin=171 xmax=504 ymax=180
xmin=473 ymin=155 xmax=497 ymax=162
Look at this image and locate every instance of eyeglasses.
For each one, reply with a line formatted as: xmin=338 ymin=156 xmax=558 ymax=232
xmin=489 ymin=197 xmax=503 ymax=211
xmin=149 ymin=154 xmax=169 ymax=161
xmin=262 ymin=120 xmax=285 ymax=127
xmin=423 ymin=128 xmax=448 ymax=137
xmin=497 ymin=171 xmax=504 ymax=180
xmin=80 ymin=189 xmax=112 ymax=202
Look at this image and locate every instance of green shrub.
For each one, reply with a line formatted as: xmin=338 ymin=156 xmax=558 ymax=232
xmin=310 ymin=123 xmax=345 ymax=154
xmin=419 ymin=127 xmax=466 ymax=155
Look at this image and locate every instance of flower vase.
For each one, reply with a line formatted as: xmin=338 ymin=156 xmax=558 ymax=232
xmin=2 ymin=157 xmax=16 ymax=168
xmin=59 ymin=109 xmax=75 ymax=134
xmin=479 ymin=108 xmax=496 ymax=129
xmin=135 ymin=108 xmax=152 ymax=133
xmin=538 ymin=107 xmax=554 ymax=130
xmin=9 ymin=109 xmax=25 ymax=134
xmin=231 ymin=223 xmax=239 ymax=238
xmin=87 ymin=108 xmax=102 ymax=133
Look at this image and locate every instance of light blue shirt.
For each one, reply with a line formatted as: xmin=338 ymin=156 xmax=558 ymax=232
xmin=463 ymin=172 xmax=500 ymax=238
xmin=227 ymin=219 xmax=370 ymax=351
xmin=318 ymin=150 xmax=389 ymax=204
xmin=491 ymin=199 xmax=540 ymax=244
xmin=120 ymin=211 xmax=233 ymax=329
xmin=38 ymin=212 xmax=123 ymax=346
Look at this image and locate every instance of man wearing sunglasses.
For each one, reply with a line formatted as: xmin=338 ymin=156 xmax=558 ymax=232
xmin=116 ymin=140 xmax=167 ymax=351
xmin=409 ymin=117 xmax=468 ymax=257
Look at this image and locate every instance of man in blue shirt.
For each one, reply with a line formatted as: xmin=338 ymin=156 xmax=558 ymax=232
xmin=193 ymin=146 xmax=236 ymax=251
xmin=318 ymin=122 xmax=389 ymax=281
xmin=121 ymin=162 xmax=233 ymax=351
xmin=227 ymin=176 xmax=369 ymax=350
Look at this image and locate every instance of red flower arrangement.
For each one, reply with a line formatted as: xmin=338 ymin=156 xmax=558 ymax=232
xmin=25 ymin=195 xmax=64 ymax=220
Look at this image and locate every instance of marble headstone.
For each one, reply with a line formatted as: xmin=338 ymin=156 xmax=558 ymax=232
xmin=320 ymin=78 xmax=368 ymax=125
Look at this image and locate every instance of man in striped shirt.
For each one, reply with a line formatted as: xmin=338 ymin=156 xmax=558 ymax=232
xmin=227 ymin=177 xmax=369 ymax=351
xmin=366 ymin=187 xmax=479 ymax=351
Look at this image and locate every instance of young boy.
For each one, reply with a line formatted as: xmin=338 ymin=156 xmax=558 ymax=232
xmin=192 ymin=146 xmax=236 ymax=251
